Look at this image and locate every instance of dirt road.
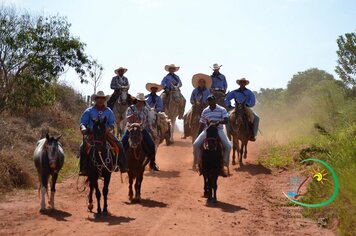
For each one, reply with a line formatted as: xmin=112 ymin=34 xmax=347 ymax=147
xmin=0 ymin=134 xmax=334 ymax=236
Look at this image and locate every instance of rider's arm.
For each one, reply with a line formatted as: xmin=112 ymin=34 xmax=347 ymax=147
xmin=156 ymin=97 xmax=163 ymax=112
xmin=177 ymin=76 xmax=182 ymax=88
xmin=110 ymin=77 xmax=119 ymax=90
xmin=246 ymin=90 xmax=256 ymax=107
xmin=79 ymin=108 xmax=90 ymax=135
xmin=217 ymin=117 xmax=229 ymax=125
xmin=190 ymin=89 xmax=196 ymax=105
xmin=222 ymin=75 xmax=227 ymax=91
xmin=224 ymin=91 xmax=234 ymax=107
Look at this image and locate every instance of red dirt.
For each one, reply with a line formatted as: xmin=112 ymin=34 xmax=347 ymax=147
xmin=0 ymin=134 xmax=335 ymax=236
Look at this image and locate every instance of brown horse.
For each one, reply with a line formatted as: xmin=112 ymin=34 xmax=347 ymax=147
xmin=188 ymin=97 xmax=205 ymax=143
xmin=125 ymin=123 xmax=149 ymax=203
xmin=211 ymin=89 xmax=226 ymax=108
xmin=33 ymin=134 xmax=64 ymax=212
xmin=228 ymin=101 xmax=253 ymax=166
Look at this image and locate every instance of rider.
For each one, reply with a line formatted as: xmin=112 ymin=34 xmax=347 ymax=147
xmin=193 ymin=95 xmax=231 ymax=177
xmin=182 ymin=73 xmax=212 ymax=139
xmin=79 ymin=91 xmax=128 ymax=176
xmin=121 ymin=93 xmax=160 ymax=171
xmin=224 ymin=78 xmax=259 ymax=141
xmin=161 ymin=64 xmax=186 ymax=119
xmin=145 ymin=83 xmax=164 ymax=112
xmin=107 ymin=66 xmax=130 ymax=110
xmin=210 ymin=63 xmax=228 ymax=93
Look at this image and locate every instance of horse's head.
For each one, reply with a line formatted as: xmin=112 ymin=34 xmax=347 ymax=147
xmin=128 ymin=123 xmax=143 ymax=149
xmin=204 ymin=122 xmax=219 ymax=151
xmin=92 ymin=117 xmax=107 ymax=149
xmin=45 ymin=133 xmax=62 ymax=170
xmin=117 ymin=85 xmax=130 ymax=105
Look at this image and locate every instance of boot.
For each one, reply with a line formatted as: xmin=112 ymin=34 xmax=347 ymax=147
xmin=219 ymin=167 xmax=228 ymax=177
xmin=149 ymin=154 xmax=160 ymax=171
xmin=79 ymin=153 xmax=88 ymax=176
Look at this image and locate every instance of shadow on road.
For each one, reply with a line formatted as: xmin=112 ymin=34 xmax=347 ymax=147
xmin=206 ymin=201 xmax=248 ymax=213
xmin=40 ymin=208 xmax=72 ymax=221
xmin=87 ymin=214 xmax=135 ymax=225
xmin=124 ymin=198 xmax=168 ymax=208
xmin=145 ymin=170 xmax=180 ymax=178
xmin=234 ymin=163 xmax=272 ymax=175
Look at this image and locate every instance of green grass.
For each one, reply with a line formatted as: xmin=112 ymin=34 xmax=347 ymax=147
xmin=259 ymin=123 xmax=356 ymax=236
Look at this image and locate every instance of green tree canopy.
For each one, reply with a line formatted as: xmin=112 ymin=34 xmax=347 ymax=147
xmin=0 ymin=6 xmax=91 ymax=113
xmin=335 ymin=32 xmax=356 ymax=87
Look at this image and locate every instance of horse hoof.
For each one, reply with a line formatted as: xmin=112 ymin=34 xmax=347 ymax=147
xmin=39 ymin=208 xmax=46 ymax=214
xmin=212 ymin=199 xmax=218 ymax=204
xmin=232 ymin=160 xmax=236 ymax=165
xmin=97 ymin=209 xmax=102 ymax=214
xmin=203 ymin=192 xmax=209 ymax=198
xmin=88 ymin=203 xmax=94 ymax=212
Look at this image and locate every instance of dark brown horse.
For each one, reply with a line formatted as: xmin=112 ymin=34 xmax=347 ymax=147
xmin=87 ymin=117 xmax=117 ymax=215
xmin=228 ymin=101 xmax=253 ymax=166
xmin=34 ymin=134 xmax=64 ymax=212
xmin=201 ymin=123 xmax=221 ymax=204
xmin=125 ymin=123 xmax=149 ymax=203
xmin=189 ymin=97 xmax=205 ymax=143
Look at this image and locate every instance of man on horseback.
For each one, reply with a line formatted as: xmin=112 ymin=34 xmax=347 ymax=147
xmin=224 ymin=78 xmax=259 ymax=141
xmin=79 ymin=91 xmax=128 ymax=176
xmin=107 ymin=66 xmax=130 ymax=110
xmin=160 ymin=64 xmax=186 ymax=119
xmin=145 ymin=83 xmax=164 ymax=112
xmin=182 ymin=74 xmax=212 ymax=139
xmin=121 ymin=93 xmax=160 ymax=171
xmin=210 ymin=63 xmax=228 ymax=107
xmin=193 ymin=95 xmax=231 ymax=177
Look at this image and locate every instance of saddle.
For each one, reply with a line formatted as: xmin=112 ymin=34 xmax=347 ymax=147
xmin=84 ymin=134 xmax=120 ymax=158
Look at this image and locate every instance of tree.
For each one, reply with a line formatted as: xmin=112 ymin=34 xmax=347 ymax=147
xmin=335 ymin=32 xmax=356 ymax=87
xmin=0 ymin=6 xmax=90 ymax=113
xmin=86 ymin=59 xmax=104 ymax=94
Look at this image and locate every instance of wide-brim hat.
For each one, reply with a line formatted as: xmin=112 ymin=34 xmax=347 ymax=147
xmin=192 ymin=73 xmax=212 ymax=88
xmin=91 ymin=91 xmax=110 ymax=101
xmin=210 ymin=63 xmax=222 ymax=70
xmin=135 ymin=93 xmax=146 ymax=101
xmin=114 ymin=67 xmax=128 ymax=74
xmin=164 ymin=64 xmax=180 ymax=72
xmin=236 ymin=78 xmax=250 ymax=85
xmin=145 ymin=83 xmax=163 ymax=92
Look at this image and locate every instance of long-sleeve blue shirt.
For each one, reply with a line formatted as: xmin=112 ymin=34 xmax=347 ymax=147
xmin=80 ymin=106 xmax=115 ymax=129
xmin=211 ymin=73 xmax=227 ymax=90
xmin=145 ymin=93 xmax=163 ymax=112
xmin=190 ymin=88 xmax=211 ymax=105
xmin=224 ymin=88 xmax=256 ymax=107
xmin=161 ymin=73 xmax=182 ymax=90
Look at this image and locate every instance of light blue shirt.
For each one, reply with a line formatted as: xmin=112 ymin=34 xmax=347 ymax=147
xmin=211 ymin=73 xmax=227 ymax=90
xmin=224 ymin=88 xmax=256 ymax=107
xmin=161 ymin=73 xmax=182 ymax=90
xmin=80 ymin=106 xmax=115 ymax=129
xmin=127 ymin=105 xmax=152 ymax=132
xmin=190 ymin=88 xmax=211 ymax=105
xmin=200 ymin=105 xmax=228 ymax=130
xmin=145 ymin=93 xmax=163 ymax=112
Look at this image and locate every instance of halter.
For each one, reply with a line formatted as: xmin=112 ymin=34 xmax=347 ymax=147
xmin=203 ymin=137 xmax=219 ymax=151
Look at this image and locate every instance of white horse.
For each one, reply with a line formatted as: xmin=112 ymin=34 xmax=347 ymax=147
xmin=112 ymin=85 xmax=130 ymax=139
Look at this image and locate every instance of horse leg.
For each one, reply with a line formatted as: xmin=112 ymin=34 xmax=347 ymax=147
xmin=239 ymin=142 xmax=244 ymax=166
xmin=40 ymin=173 xmax=48 ymax=212
xmin=88 ymin=179 xmax=94 ymax=212
xmin=213 ymin=173 xmax=218 ymax=203
xmin=134 ymin=173 xmax=143 ymax=203
xmin=207 ymin=172 xmax=213 ymax=202
xmin=128 ymin=173 xmax=134 ymax=201
xmin=102 ymin=173 xmax=111 ymax=214
xmin=170 ymin=119 xmax=175 ymax=142
xmin=94 ymin=180 xmax=101 ymax=214
xmin=48 ymin=172 xmax=58 ymax=209
xmin=203 ymin=175 xmax=208 ymax=198
xmin=243 ymin=141 xmax=248 ymax=159
xmin=232 ymin=136 xmax=237 ymax=165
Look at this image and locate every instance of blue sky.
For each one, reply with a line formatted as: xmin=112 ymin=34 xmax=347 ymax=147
xmin=2 ymin=0 xmax=356 ymax=99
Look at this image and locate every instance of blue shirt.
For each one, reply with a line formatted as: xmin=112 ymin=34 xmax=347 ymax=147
xmin=211 ymin=73 xmax=227 ymax=90
xmin=224 ymin=88 xmax=256 ymax=107
xmin=145 ymin=93 xmax=163 ymax=112
xmin=110 ymin=75 xmax=129 ymax=90
xmin=190 ymin=88 xmax=211 ymax=105
xmin=200 ymin=105 xmax=229 ymax=130
xmin=80 ymin=106 xmax=115 ymax=129
xmin=161 ymin=73 xmax=182 ymax=90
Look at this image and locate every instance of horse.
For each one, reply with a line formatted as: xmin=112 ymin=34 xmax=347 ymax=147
xmin=33 ymin=133 xmax=64 ymax=212
xmin=162 ymin=84 xmax=185 ymax=143
xmin=201 ymin=123 xmax=221 ymax=204
xmin=112 ymin=85 xmax=130 ymax=139
xmin=228 ymin=101 xmax=253 ymax=166
xmin=211 ymin=89 xmax=227 ymax=108
xmin=189 ymin=97 xmax=205 ymax=143
xmin=125 ymin=123 xmax=150 ymax=203
xmin=86 ymin=117 xmax=117 ymax=215
xmin=148 ymin=109 xmax=171 ymax=148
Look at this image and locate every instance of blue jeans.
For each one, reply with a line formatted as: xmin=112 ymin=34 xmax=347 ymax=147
xmin=121 ymin=129 xmax=155 ymax=156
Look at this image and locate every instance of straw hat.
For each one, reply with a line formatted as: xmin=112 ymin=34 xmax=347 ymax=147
xmin=164 ymin=64 xmax=180 ymax=72
xmin=135 ymin=93 xmax=146 ymax=101
xmin=236 ymin=78 xmax=250 ymax=85
xmin=145 ymin=83 xmax=163 ymax=92
xmin=210 ymin=63 xmax=222 ymax=70
xmin=114 ymin=67 xmax=128 ymax=75
xmin=192 ymin=73 xmax=212 ymax=88
xmin=91 ymin=91 xmax=110 ymax=101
